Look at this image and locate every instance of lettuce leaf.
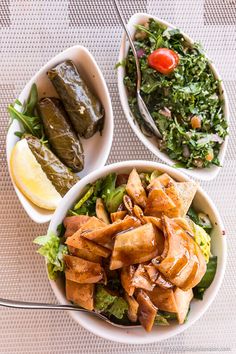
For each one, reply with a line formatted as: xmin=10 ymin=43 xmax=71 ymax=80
xmin=107 ymin=297 xmax=128 ymax=319
xmin=95 ymin=285 xmax=128 ymax=319
xmin=193 ymin=256 xmax=217 ymax=300
xmin=154 ymin=313 xmax=169 ymax=326
xmin=95 ymin=285 xmax=117 ymax=311
xmin=102 ymin=173 xmax=126 ymax=213
xmin=34 ymin=232 xmax=68 ymax=280
xmin=191 ymin=222 xmax=211 ymax=263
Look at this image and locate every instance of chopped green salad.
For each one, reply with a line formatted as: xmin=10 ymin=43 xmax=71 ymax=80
xmin=124 ymin=19 xmax=228 ymax=168
xmin=34 ymin=169 xmax=218 ymax=331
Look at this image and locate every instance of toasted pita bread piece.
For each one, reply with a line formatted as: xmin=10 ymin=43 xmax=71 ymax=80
xmin=64 ymin=255 xmax=105 ymax=284
xmin=144 ymin=188 xmax=176 ymax=216
xmin=110 ymin=223 xmax=160 ymax=270
xmin=126 ymin=169 xmax=147 ymax=209
xmin=147 ymin=286 xmax=177 ymax=313
xmin=132 ymin=265 xmax=155 ymax=292
xmin=96 ymin=198 xmax=110 ymax=224
xmin=174 ymin=287 xmax=193 ymax=324
xmin=124 ymin=293 xmax=139 ymax=323
xmin=164 ymin=183 xmax=183 ymax=218
xmin=157 ymin=216 xmax=206 ymax=290
xmin=144 ymin=265 xmax=173 ymax=289
xmin=67 ymin=245 xmax=102 ymax=263
xmin=154 ymin=173 xmax=175 ymax=188
xmin=174 ymin=181 xmax=198 ymax=216
xmin=143 ymin=215 xmax=163 ymax=231
xmin=110 ymin=210 xmax=127 ymax=223
xmin=121 ymin=265 xmax=135 ymax=296
xmin=63 ymin=215 xmax=91 ymax=238
xmin=66 ymin=231 xmax=111 ymax=258
xmin=82 ymin=216 xmax=141 ymax=247
xmin=66 ymin=280 xmax=94 ymax=310
xmin=136 ymin=290 xmax=157 ymax=332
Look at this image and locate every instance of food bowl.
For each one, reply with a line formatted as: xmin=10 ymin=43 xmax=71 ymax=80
xmin=117 ymin=13 xmax=229 ymax=181
xmin=48 ymin=160 xmax=226 ymax=344
xmin=6 ymin=45 xmax=114 ymax=223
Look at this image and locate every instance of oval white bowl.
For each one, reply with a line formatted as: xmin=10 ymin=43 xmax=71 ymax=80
xmin=117 ymin=13 xmax=229 ymax=181
xmin=6 ymin=45 xmax=114 ymax=223
xmin=48 ymin=160 xmax=226 ymax=344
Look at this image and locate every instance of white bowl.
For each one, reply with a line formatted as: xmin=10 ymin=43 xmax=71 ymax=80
xmin=48 ymin=160 xmax=226 ymax=344
xmin=117 ymin=13 xmax=229 ymax=181
xmin=6 ymin=45 xmax=114 ymax=223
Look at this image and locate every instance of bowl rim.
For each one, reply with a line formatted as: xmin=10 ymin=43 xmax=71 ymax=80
xmin=6 ymin=45 xmax=114 ymax=223
xmin=48 ymin=160 xmax=227 ymax=344
xmin=117 ymin=12 xmax=229 ymax=181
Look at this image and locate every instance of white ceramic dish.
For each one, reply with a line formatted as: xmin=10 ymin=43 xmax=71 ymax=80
xmin=6 ymin=45 xmax=114 ymax=223
xmin=117 ymin=13 xmax=229 ymax=181
xmin=48 ymin=160 xmax=226 ymax=344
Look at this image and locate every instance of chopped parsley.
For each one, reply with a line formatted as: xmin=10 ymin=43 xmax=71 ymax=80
xmin=124 ymin=19 xmax=228 ymax=168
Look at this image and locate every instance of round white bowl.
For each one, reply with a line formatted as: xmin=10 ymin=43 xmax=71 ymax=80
xmin=117 ymin=13 xmax=229 ymax=181
xmin=48 ymin=160 xmax=226 ymax=344
xmin=6 ymin=45 xmax=114 ymax=223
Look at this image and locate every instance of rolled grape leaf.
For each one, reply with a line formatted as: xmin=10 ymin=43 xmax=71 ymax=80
xmin=25 ymin=134 xmax=79 ymax=196
xmin=38 ymin=97 xmax=84 ymax=172
xmin=47 ymin=60 xmax=104 ymax=139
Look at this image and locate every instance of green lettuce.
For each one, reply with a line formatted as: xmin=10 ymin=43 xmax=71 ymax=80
xmin=95 ymin=285 xmax=128 ymax=320
xmin=192 ymin=222 xmax=211 ymax=263
xmin=34 ymin=232 xmax=68 ymax=280
xmin=95 ymin=285 xmax=117 ymax=311
xmin=154 ymin=313 xmax=169 ymax=326
xmin=194 ymin=256 xmax=217 ymax=300
xmin=102 ymin=173 xmax=126 ymax=213
xmin=107 ymin=298 xmax=128 ymax=319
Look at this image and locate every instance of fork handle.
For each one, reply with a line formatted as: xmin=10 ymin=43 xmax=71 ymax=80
xmin=0 ymin=297 xmax=84 ymax=311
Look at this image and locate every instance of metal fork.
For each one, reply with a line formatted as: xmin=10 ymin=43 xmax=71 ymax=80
xmin=0 ymin=297 xmax=140 ymax=329
xmin=113 ymin=0 xmax=162 ymax=139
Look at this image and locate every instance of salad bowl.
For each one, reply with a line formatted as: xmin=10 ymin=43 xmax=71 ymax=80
xmin=6 ymin=45 xmax=114 ymax=223
xmin=117 ymin=13 xmax=229 ymax=180
xmin=47 ymin=160 xmax=226 ymax=344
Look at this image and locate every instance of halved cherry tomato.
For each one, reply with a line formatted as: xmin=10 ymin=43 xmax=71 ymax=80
xmin=148 ymin=48 xmax=179 ymax=75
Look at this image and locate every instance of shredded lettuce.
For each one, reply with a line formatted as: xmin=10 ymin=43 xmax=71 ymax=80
xmin=34 ymin=232 xmax=68 ymax=280
xmin=95 ymin=285 xmax=128 ymax=319
xmin=95 ymin=285 xmax=117 ymax=311
xmin=192 ymin=222 xmax=211 ymax=263
xmin=154 ymin=313 xmax=169 ymax=326
xmin=106 ymin=297 xmax=128 ymax=319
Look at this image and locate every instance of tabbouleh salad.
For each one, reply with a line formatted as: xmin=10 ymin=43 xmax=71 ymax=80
xmin=123 ymin=19 xmax=228 ymax=169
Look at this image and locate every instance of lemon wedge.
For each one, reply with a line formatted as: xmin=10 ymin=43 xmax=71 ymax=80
xmin=10 ymin=138 xmax=62 ymax=210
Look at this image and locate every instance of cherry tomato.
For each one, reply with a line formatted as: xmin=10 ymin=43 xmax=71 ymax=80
xmin=148 ymin=48 xmax=179 ymax=75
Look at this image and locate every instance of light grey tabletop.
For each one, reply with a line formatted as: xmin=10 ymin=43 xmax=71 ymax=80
xmin=0 ymin=0 xmax=235 ymax=353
